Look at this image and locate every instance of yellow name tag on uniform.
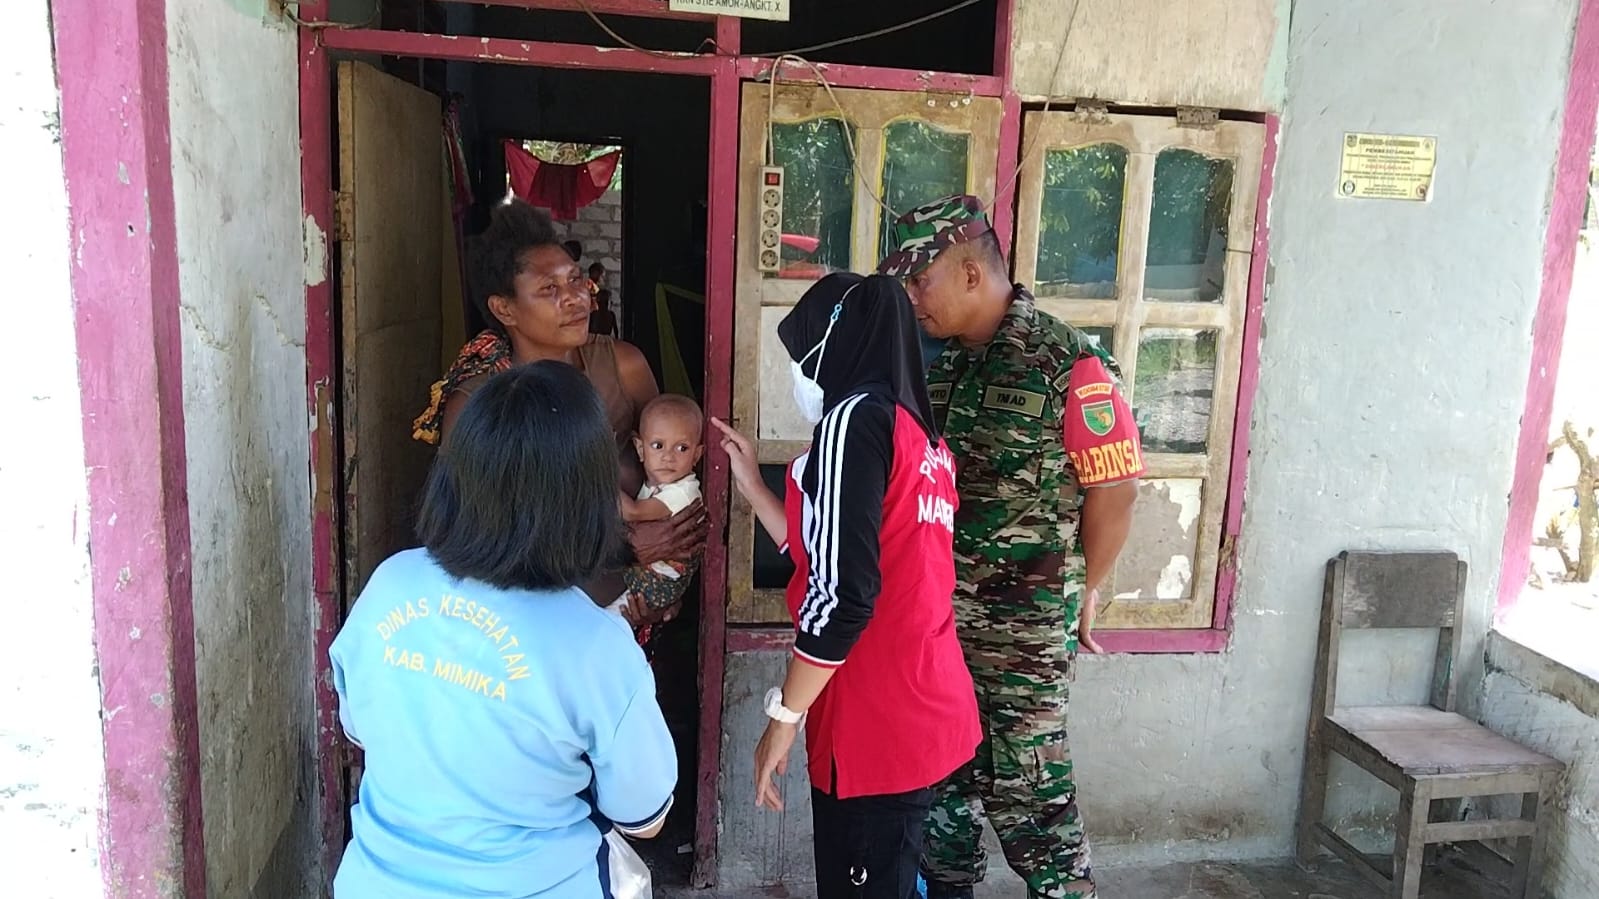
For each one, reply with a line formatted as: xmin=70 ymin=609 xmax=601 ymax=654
xmin=980 ymin=386 xmax=1046 ymax=418
xmin=927 ymin=383 xmax=952 ymax=405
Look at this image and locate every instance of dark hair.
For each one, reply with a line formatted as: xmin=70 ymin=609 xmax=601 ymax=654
xmin=563 ymin=240 xmax=583 ymax=261
xmin=964 ymin=229 xmax=1009 ymax=276
xmin=588 ymin=262 xmax=606 ymax=278
xmin=469 ymin=200 xmax=563 ymax=335
xmin=417 ymin=362 xmax=622 ymax=591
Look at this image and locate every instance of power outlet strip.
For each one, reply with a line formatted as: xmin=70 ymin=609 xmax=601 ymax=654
xmin=757 ymin=166 xmax=785 ymax=273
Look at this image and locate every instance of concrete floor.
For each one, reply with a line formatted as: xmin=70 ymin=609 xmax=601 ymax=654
xmin=663 ymin=854 xmax=1510 ymax=899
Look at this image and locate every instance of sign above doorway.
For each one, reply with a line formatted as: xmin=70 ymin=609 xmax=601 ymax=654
xmin=668 ymin=0 xmax=789 ymax=21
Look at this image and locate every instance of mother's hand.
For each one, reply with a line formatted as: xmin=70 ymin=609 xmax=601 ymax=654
xmin=628 ymin=500 xmax=707 ymax=566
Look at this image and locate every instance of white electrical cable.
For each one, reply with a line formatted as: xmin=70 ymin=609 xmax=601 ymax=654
xmin=987 ymin=0 xmax=1082 ymax=213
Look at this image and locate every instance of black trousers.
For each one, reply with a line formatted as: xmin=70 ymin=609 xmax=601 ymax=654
xmin=811 ymin=784 xmax=935 ymax=899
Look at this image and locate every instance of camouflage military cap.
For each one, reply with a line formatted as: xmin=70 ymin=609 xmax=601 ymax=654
xmin=877 ymin=194 xmax=993 ymax=279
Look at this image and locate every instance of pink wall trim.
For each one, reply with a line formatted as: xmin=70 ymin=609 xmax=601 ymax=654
xmin=51 ymin=1 xmax=207 ymax=895
xmin=438 ymin=0 xmax=713 ymax=19
xmin=691 ymin=15 xmax=740 ymax=889
xmin=1098 ymin=628 xmax=1230 ymax=655
xmin=990 ymin=0 xmax=1020 ymax=252
xmin=322 ymin=28 xmax=724 ymax=76
xmin=1498 ymin=0 xmax=1599 ymax=616
xmin=736 ymin=56 xmax=1003 ymax=97
xmin=1213 ymin=114 xmax=1279 ymax=635
xmin=296 ymin=1 xmax=346 ymax=891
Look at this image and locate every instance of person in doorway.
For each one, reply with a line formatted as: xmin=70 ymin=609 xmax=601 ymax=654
xmin=333 ymin=362 xmax=677 ymax=898
xmin=412 ymin=199 xmax=704 ymax=638
xmin=590 ymin=288 xmax=619 ymax=338
xmin=879 ymin=195 xmax=1145 ymax=899
xmin=712 ymin=273 xmax=980 ymax=899
xmin=613 ymin=393 xmax=703 ymax=617
xmin=587 ymin=261 xmax=608 ymax=297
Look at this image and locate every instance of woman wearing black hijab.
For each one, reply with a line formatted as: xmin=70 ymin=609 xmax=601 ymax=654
xmin=712 ymin=273 xmax=981 ymax=899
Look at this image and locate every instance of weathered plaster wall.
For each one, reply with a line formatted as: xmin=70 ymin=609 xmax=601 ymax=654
xmin=1068 ymin=0 xmax=1579 ymax=865
xmin=166 ymin=2 xmax=318 ymax=894
xmin=1010 ymin=0 xmax=1290 ymax=111
xmin=0 ymin=3 xmax=105 ymax=895
xmin=1478 ymin=634 xmax=1599 ymax=898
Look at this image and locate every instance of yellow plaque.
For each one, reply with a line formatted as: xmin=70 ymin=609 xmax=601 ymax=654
xmin=1339 ymin=133 xmax=1437 ymax=201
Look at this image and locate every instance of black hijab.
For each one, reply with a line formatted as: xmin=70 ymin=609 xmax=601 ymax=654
xmin=777 ymin=272 xmax=939 ymax=444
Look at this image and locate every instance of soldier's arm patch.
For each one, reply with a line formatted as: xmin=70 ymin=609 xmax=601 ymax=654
xmin=1063 ymin=356 xmax=1146 ymax=486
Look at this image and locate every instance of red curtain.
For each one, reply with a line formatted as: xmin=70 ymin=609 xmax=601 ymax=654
xmin=503 ymin=140 xmax=620 ymax=221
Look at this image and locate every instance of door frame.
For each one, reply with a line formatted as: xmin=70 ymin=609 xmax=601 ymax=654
xmin=296 ymin=1 xmax=1023 ymax=890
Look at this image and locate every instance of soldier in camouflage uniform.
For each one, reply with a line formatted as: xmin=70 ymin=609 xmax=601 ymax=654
xmin=879 ymin=196 xmax=1146 ymax=899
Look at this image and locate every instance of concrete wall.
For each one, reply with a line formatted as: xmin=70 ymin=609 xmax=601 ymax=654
xmin=1479 ymin=633 xmax=1599 ymax=898
xmin=1011 ymin=0 xmax=1291 ymax=111
xmin=1064 ymin=0 xmax=1579 ymax=865
xmin=166 ymin=2 xmax=319 ymax=895
xmin=0 ymin=3 xmax=106 ymax=895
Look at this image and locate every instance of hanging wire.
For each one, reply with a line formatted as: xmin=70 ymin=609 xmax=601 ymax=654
xmin=762 ymin=55 xmax=898 ymax=218
xmin=751 ymin=0 xmax=989 ymax=58
xmin=573 ymin=0 xmax=988 ymax=60
xmin=987 ymin=0 xmax=1082 ymax=213
xmin=572 ymin=0 xmax=719 ymax=59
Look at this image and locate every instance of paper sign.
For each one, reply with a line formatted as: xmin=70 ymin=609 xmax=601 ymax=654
xmin=669 ymin=0 xmax=789 ymax=21
xmin=1338 ymin=133 xmax=1437 ymax=201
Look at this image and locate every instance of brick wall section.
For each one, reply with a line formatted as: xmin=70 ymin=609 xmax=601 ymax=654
xmin=563 ymin=185 xmax=623 ymax=311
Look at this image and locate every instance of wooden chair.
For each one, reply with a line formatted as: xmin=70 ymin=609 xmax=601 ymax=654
xmin=1295 ymin=551 xmax=1565 ymax=899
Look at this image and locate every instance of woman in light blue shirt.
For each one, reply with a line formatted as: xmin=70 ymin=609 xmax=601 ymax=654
xmin=332 ymin=362 xmax=676 ymax=898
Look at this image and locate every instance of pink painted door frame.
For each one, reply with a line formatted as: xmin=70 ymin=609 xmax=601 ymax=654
xmin=51 ymin=1 xmax=208 ymax=896
xmin=296 ymin=1 xmax=1026 ymax=889
xmin=1497 ymin=0 xmax=1599 ymax=617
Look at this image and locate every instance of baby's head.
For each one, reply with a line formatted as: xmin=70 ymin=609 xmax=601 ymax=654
xmin=634 ymin=394 xmax=704 ymax=487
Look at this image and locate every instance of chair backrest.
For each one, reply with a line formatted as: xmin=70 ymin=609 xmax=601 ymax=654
xmin=1309 ymin=551 xmax=1469 ymax=718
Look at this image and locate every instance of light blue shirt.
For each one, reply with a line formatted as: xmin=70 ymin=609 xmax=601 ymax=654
xmin=331 ymin=549 xmax=676 ymax=899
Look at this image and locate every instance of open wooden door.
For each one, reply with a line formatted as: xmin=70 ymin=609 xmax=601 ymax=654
xmin=714 ymin=80 xmax=1001 ymax=889
xmin=336 ymin=60 xmax=444 ymax=599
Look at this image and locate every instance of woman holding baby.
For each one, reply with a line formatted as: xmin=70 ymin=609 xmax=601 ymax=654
xmin=413 ymin=199 xmax=704 ymax=635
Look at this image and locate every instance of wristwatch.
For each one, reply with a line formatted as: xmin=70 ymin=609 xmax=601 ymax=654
xmin=763 ymin=687 xmax=805 ymax=725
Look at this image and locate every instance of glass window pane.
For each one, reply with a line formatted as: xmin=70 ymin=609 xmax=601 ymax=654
xmin=1145 ymin=149 xmax=1235 ymax=303
xmin=1080 ymin=326 xmax=1115 ymax=356
xmin=752 ymin=463 xmax=795 ymax=589
xmin=1110 ymin=478 xmax=1204 ymax=603
xmin=1036 ymin=144 xmax=1127 ymax=299
xmin=1135 ymin=328 xmax=1218 ymax=454
xmin=771 ymin=118 xmax=855 ymax=277
xmin=880 ymin=120 xmax=971 ymax=261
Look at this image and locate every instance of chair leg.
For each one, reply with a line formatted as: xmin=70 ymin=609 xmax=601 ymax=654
xmin=1509 ymin=789 xmax=1549 ymax=899
xmin=1392 ymin=780 xmax=1431 ymax=899
xmin=1296 ymin=737 xmax=1330 ymax=869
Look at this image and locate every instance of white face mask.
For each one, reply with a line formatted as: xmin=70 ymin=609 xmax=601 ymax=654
xmin=790 ymin=297 xmax=846 ymax=424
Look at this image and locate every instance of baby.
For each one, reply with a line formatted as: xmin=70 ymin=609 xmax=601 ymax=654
xmin=612 ymin=394 xmax=704 ymax=618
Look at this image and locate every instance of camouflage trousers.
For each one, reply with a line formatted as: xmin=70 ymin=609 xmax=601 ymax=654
xmin=922 ymin=546 xmax=1095 ymax=899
